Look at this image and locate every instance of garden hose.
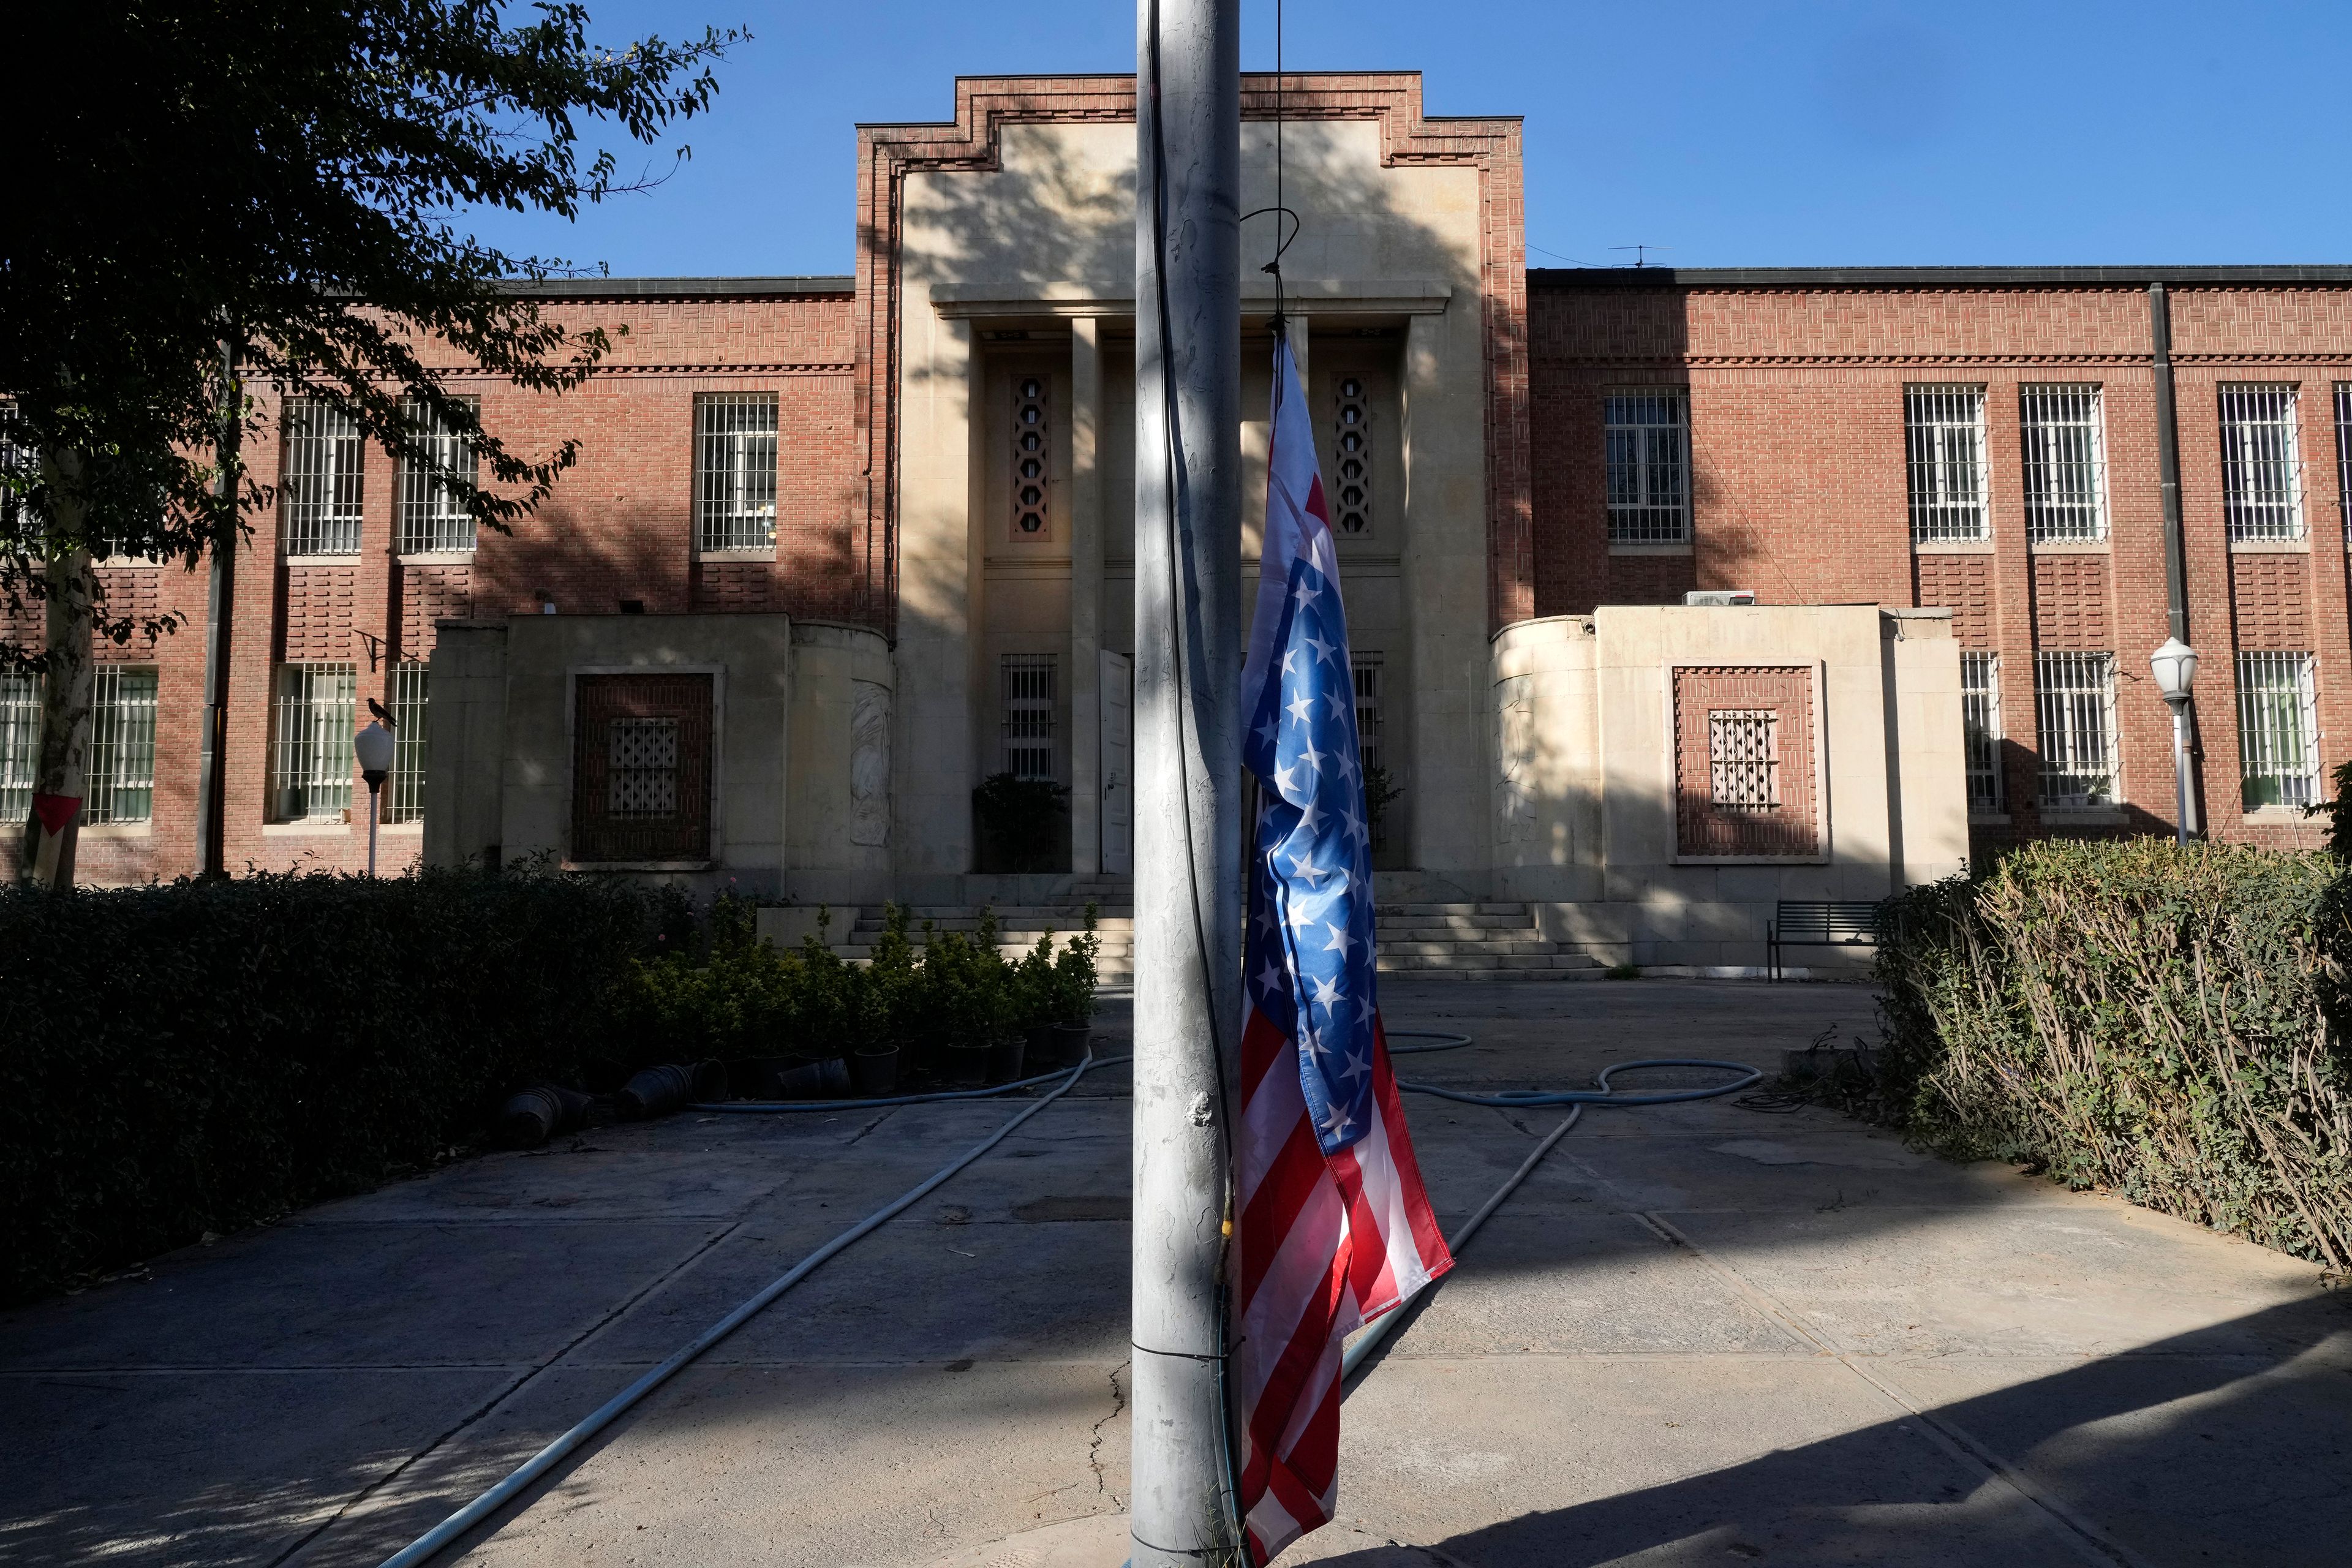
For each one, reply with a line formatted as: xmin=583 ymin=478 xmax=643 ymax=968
xmin=380 ymin=1031 xmax=1761 ymax=1568
xmin=374 ymin=1047 xmax=1125 ymax=1568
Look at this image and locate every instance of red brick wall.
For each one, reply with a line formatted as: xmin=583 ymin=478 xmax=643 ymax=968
xmin=4 ymin=290 xmax=859 ymax=886
xmin=1529 ymin=279 xmax=2352 ymax=851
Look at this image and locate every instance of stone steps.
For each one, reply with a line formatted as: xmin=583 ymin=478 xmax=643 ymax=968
xmin=819 ymin=899 xmax=1600 ymax=982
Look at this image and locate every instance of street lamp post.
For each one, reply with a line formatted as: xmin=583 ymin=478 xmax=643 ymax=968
xmin=2150 ymin=637 xmax=2199 ymax=845
xmin=355 ymin=720 xmax=395 ymax=876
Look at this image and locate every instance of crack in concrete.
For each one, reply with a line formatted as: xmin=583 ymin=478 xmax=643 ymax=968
xmin=1088 ymin=1359 xmax=1130 ymax=1507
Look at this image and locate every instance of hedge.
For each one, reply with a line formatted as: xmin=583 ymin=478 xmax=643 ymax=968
xmin=1875 ymin=839 xmax=2352 ymax=1268
xmin=0 ymin=868 xmax=666 ymax=1303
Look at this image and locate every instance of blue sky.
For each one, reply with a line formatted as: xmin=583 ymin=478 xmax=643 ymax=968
xmin=470 ymin=1 xmax=2352 ymax=277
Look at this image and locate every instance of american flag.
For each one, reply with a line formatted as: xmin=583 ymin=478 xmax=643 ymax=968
xmin=1231 ymin=333 xmax=1453 ymax=1560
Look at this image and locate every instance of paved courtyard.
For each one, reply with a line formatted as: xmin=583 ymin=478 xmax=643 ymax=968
xmin=4 ymin=981 xmax=2347 ymax=1567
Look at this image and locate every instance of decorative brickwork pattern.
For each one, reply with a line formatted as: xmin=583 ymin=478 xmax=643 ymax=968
xmin=92 ymin=567 xmax=163 ymax=655
xmin=282 ymin=564 xmax=360 ymax=661
xmin=398 ymin=565 xmax=472 ymax=660
xmin=1673 ymin=666 xmax=1818 ymax=859
xmin=1913 ymin=552 xmax=1997 ymax=647
xmin=2029 ymin=554 xmax=2113 ymax=650
xmin=691 ymin=560 xmax=777 ymax=614
xmin=2229 ymin=552 xmax=2312 ymax=650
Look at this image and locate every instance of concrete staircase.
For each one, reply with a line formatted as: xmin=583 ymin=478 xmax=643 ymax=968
xmin=832 ymin=898 xmax=1597 ymax=984
xmin=1373 ymin=902 xmax=1602 ymax=981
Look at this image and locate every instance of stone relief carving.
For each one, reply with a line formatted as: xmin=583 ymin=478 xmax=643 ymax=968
xmin=1493 ymin=674 xmax=1536 ymax=845
xmin=850 ymin=679 xmax=891 ymax=848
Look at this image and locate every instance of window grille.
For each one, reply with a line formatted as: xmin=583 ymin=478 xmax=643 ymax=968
xmin=2335 ymin=385 xmax=2351 ymax=544
xmin=1000 ymin=654 xmax=1057 ymax=778
xmin=608 ymin=718 xmax=680 ymax=817
xmin=2220 ymin=384 xmax=2304 ymax=542
xmin=1605 ymin=391 xmax=1690 ymax=543
xmin=2019 ymin=385 xmax=2108 ymax=543
xmin=85 ymin=666 xmax=157 ymax=824
xmin=2236 ymin=651 xmax=2320 ymax=810
xmin=1906 ymin=385 xmax=1989 ymax=543
xmin=0 ymin=672 xmax=37 ymax=823
xmin=571 ymin=674 xmax=712 ymax=862
xmin=1706 ymin=709 xmax=1781 ymax=809
xmin=385 ymin=661 xmax=429 ymax=824
xmin=269 ymin=662 xmax=356 ymax=821
xmin=1332 ymin=377 xmax=1373 ymax=534
xmin=398 ymin=396 xmax=478 ymax=555
xmin=1011 ymin=377 xmax=1050 ymax=537
xmin=281 ymin=399 xmax=365 ymax=556
xmin=1352 ymin=656 xmax=1384 ymax=850
xmin=695 ymin=393 xmax=778 ymax=552
xmin=1961 ymin=652 xmax=2005 ymax=815
xmin=2034 ymin=651 xmax=2118 ymax=809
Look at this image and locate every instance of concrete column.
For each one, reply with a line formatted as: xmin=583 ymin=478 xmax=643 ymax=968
xmin=1070 ymin=317 xmax=1104 ymax=874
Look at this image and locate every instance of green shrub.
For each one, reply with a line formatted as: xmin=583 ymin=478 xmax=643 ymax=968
xmin=0 ymin=867 xmax=664 ymax=1303
xmin=1875 ymin=839 xmax=2352 ymax=1268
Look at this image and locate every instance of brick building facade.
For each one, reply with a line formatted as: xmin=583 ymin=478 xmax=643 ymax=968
xmin=11 ymin=73 xmax=2349 ymax=902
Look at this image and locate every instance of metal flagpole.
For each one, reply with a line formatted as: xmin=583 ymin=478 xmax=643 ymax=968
xmin=1133 ymin=0 xmax=1243 ymax=1562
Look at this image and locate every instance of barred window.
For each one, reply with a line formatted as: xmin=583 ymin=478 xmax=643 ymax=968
xmin=2220 ymin=384 xmax=2304 ymax=542
xmin=2034 ymin=652 xmax=2118 ymax=809
xmin=2335 ymin=385 xmax=2350 ymax=544
xmin=2237 ymin=652 xmax=2320 ymax=810
xmin=695 ymin=393 xmax=778 ymax=552
xmin=398 ymin=396 xmax=478 ymax=556
xmin=1011 ymin=377 xmax=1050 ymax=538
xmin=1906 ymin=386 xmax=1989 ymax=543
xmin=0 ymin=403 xmax=31 ymax=541
xmin=0 ymin=672 xmax=36 ymax=823
xmin=385 ymin=661 xmax=429 ymax=824
xmin=2020 ymin=385 xmax=2108 ymax=543
xmin=86 ymin=666 xmax=158 ymax=824
xmin=1961 ymin=652 xmax=2005 ymax=815
xmin=1707 ymin=709 xmax=1781 ymax=809
xmin=1000 ymin=654 xmax=1056 ymax=779
xmin=1332 ymin=378 xmax=1373 ymax=535
xmin=1352 ymin=655 xmax=1385 ymax=850
xmin=281 ymin=399 xmax=365 ymax=556
xmin=270 ymin=662 xmax=356 ymax=821
xmin=1605 ymin=391 xmax=1689 ymax=543
xmin=608 ymin=718 xmax=680 ymax=817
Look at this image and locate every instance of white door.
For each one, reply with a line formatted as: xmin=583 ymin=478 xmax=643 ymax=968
xmin=1099 ymin=649 xmax=1133 ymax=875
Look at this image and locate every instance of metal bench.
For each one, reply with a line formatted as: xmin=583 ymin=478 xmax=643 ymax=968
xmin=1767 ymin=899 xmax=1883 ymax=981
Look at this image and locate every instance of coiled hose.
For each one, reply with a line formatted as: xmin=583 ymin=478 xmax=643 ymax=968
xmin=377 ymin=1031 xmax=1759 ymax=1567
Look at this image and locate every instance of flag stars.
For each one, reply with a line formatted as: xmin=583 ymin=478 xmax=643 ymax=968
xmin=1286 ymin=692 xmax=1314 ymax=726
xmin=1304 ymin=632 xmax=1336 ymax=667
xmin=1317 ymin=1100 xmax=1354 ymax=1141
xmin=1289 ymin=853 xmax=1327 ymax=888
xmin=1310 ymin=973 xmax=1344 ymax=1012
xmin=1322 ymin=922 xmax=1356 ymax=959
xmin=1291 ymin=581 xmax=1322 ymax=613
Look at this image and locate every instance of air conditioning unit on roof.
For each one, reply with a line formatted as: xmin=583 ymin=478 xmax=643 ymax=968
xmin=1684 ymin=589 xmax=1757 ymax=608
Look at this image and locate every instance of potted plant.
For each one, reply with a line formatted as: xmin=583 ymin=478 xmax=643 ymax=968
xmin=1046 ymin=903 xmax=1102 ymax=1066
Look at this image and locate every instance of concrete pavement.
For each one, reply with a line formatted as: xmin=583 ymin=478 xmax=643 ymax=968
xmin=2 ymin=981 xmax=2346 ymax=1567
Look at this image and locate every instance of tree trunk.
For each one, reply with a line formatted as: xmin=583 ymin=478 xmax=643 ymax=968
xmin=24 ymin=448 xmax=94 ymax=890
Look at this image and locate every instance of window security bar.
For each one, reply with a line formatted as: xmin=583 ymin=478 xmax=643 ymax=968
xmin=696 ymin=393 xmax=779 ymax=552
xmin=282 ymin=400 xmax=366 ymax=556
xmin=2034 ymin=650 xmax=2118 ymax=809
xmin=1605 ymin=391 xmax=1690 ymax=544
xmin=398 ymin=396 xmax=479 ymax=556
xmin=270 ymin=662 xmax=357 ymax=821
xmin=386 ymin=661 xmax=430 ymax=824
xmin=1906 ymin=385 xmax=1989 ymax=543
xmin=2220 ymin=384 xmax=2304 ymax=542
xmin=0 ymin=673 xmax=36 ymax=823
xmin=2335 ymin=385 xmax=2351 ymax=546
xmin=2020 ymin=385 xmax=2108 ymax=544
xmin=1960 ymin=651 xmax=2004 ymax=814
xmin=1706 ymin=709 xmax=1781 ymax=810
xmin=86 ymin=666 xmax=157 ymax=825
xmin=1000 ymin=654 xmax=1057 ymax=780
xmin=2236 ymin=650 xmax=2320 ymax=810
